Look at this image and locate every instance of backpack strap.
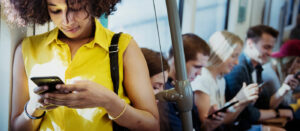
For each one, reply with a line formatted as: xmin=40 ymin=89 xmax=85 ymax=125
xmin=109 ymin=32 xmax=129 ymax=131
xmin=109 ymin=32 xmax=122 ymax=94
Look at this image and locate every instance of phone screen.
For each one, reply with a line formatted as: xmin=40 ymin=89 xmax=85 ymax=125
xmin=31 ymin=76 xmax=64 ymax=94
xmin=208 ymin=101 xmax=239 ymax=119
xmin=294 ymin=71 xmax=300 ymax=81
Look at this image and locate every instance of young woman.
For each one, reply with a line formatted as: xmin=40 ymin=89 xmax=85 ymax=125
xmin=6 ymin=0 xmax=159 ymax=130
xmin=141 ymin=48 xmax=171 ymax=131
xmin=191 ymin=31 xmax=259 ymax=131
xmin=141 ymin=48 xmax=169 ymax=95
xmin=263 ymin=39 xmax=300 ymax=109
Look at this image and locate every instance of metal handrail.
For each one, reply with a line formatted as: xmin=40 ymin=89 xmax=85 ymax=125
xmin=155 ymin=0 xmax=194 ymax=131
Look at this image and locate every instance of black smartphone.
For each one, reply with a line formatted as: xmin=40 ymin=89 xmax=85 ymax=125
xmin=294 ymin=71 xmax=300 ymax=81
xmin=208 ymin=101 xmax=239 ymax=119
xmin=258 ymin=82 xmax=266 ymax=89
xmin=31 ymin=76 xmax=64 ymax=94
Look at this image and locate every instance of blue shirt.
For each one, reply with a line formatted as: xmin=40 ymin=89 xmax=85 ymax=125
xmin=165 ymin=78 xmax=182 ymax=131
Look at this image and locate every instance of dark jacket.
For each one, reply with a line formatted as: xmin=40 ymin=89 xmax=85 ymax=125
xmin=224 ymin=53 xmax=261 ymax=130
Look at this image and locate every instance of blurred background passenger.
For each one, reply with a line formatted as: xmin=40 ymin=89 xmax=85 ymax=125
xmin=263 ymin=40 xmax=300 ymax=109
xmin=225 ymin=25 xmax=290 ymax=131
xmin=262 ymin=40 xmax=300 ymax=130
xmin=191 ymin=31 xmax=259 ymax=131
xmin=141 ymin=48 xmax=170 ymax=131
xmin=141 ymin=48 xmax=169 ymax=95
xmin=167 ymin=33 xmax=211 ymax=131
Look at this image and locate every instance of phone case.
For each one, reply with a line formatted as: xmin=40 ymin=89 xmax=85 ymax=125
xmin=31 ymin=76 xmax=64 ymax=93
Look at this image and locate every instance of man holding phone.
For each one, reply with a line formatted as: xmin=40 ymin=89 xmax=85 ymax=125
xmin=164 ymin=33 xmax=225 ymax=131
xmin=225 ymin=25 xmax=296 ymax=130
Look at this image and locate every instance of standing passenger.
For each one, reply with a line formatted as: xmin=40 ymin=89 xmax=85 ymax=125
xmin=7 ymin=0 xmax=159 ymax=130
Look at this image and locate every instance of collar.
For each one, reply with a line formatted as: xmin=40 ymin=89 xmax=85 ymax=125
xmin=46 ymin=18 xmax=110 ymax=52
xmin=87 ymin=18 xmax=109 ymax=51
xmin=45 ymin=28 xmax=59 ymax=45
xmin=241 ymin=53 xmax=255 ymax=73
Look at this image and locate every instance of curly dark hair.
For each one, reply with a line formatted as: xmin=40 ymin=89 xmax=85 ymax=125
xmin=2 ymin=0 xmax=121 ymax=26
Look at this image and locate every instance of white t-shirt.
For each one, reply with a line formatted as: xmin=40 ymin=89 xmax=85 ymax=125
xmin=191 ymin=68 xmax=226 ymax=108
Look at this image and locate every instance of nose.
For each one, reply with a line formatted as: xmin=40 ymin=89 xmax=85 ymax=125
xmin=266 ymin=49 xmax=272 ymax=56
xmin=62 ymin=11 xmax=75 ymax=25
xmin=195 ymin=69 xmax=202 ymax=76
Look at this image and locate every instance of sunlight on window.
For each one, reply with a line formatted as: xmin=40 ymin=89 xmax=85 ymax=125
xmin=109 ymin=0 xmax=173 ymax=55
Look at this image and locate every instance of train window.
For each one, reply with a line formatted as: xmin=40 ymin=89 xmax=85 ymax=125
xmin=108 ymin=0 xmax=180 ymax=54
xmin=286 ymin=0 xmax=295 ymax=26
xmin=194 ymin=0 xmax=227 ymax=41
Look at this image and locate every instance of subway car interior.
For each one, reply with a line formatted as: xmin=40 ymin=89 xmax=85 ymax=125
xmin=1 ymin=0 xmax=300 ymax=130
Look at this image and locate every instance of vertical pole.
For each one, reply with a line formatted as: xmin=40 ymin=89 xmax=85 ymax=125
xmin=165 ymin=0 xmax=193 ymax=131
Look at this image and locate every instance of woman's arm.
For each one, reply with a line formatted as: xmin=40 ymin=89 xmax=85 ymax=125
xmin=194 ymin=91 xmax=211 ymax=122
xmin=11 ymin=44 xmax=44 ymax=131
xmin=194 ymin=91 xmax=225 ymax=131
xmin=106 ymin=39 xmax=159 ymax=130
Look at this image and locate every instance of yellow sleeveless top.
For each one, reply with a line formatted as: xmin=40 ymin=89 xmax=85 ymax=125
xmin=22 ymin=18 xmax=132 ymax=131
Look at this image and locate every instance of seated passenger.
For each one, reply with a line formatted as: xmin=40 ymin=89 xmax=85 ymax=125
xmin=141 ymin=48 xmax=170 ymax=131
xmin=262 ymin=40 xmax=300 ymax=130
xmin=141 ymin=48 xmax=169 ymax=95
xmin=263 ymin=40 xmax=300 ymax=109
xmin=191 ymin=31 xmax=259 ymax=131
xmin=166 ymin=33 xmax=211 ymax=131
xmin=225 ymin=25 xmax=291 ymax=130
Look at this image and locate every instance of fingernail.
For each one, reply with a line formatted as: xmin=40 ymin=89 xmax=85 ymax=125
xmin=44 ymin=99 xmax=49 ymax=104
xmin=56 ymin=85 xmax=61 ymax=89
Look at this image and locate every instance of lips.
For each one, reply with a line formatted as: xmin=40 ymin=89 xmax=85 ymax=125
xmin=62 ymin=26 xmax=80 ymax=33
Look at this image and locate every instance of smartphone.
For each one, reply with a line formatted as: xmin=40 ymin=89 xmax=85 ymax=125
xmin=258 ymin=82 xmax=266 ymax=89
xmin=31 ymin=76 xmax=64 ymax=94
xmin=208 ymin=101 xmax=239 ymax=119
xmin=294 ymin=71 xmax=300 ymax=81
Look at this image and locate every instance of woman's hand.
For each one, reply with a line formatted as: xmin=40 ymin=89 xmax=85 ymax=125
xmin=284 ymin=74 xmax=299 ymax=90
xmin=26 ymin=86 xmax=58 ymax=117
xmin=43 ymin=80 xmax=115 ymax=109
xmin=202 ymin=105 xmax=226 ymax=131
xmin=234 ymin=83 xmax=259 ymax=105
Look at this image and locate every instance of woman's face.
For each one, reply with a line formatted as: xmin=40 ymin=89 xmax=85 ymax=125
xmin=47 ymin=0 xmax=93 ymax=39
xmin=290 ymin=57 xmax=300 ymax=74
xmin=219 ymin=44 xmax=242 ymax=74
xmin=150 ymin=71 xmax=168 ymax=95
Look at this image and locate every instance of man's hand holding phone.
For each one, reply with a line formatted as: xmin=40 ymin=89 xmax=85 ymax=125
xmin=234 ymin=83 xmax=259 ymax=105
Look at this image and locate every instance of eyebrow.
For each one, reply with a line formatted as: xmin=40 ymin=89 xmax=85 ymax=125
xmin=47 ymin=3 xmax=56 ymax=6
xmin=194 ymin=65 xmax=203 ymax=68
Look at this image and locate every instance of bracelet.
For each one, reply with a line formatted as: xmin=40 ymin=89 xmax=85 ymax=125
xmin=108 ymin=100 xmax=127 ymax=120
xmin=24 ymin=101 xmax=46 ymax=119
